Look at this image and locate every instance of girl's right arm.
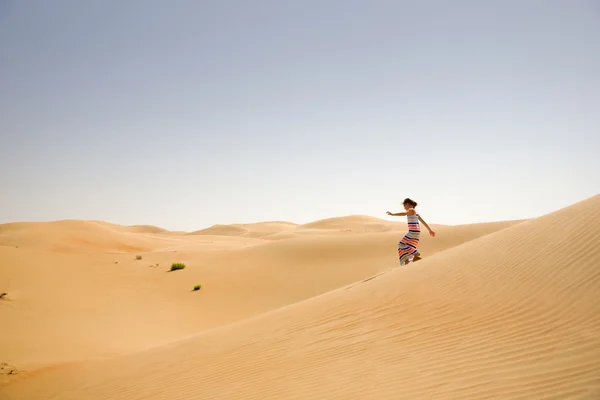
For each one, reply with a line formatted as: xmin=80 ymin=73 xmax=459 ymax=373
xmin=387 ymin=211 xmax=407 ymax=217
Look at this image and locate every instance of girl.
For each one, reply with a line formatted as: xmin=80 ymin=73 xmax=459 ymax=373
xmin=387 ymin=198 xmax=435 ymax=265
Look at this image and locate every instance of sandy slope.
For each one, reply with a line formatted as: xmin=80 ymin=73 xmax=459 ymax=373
xmin=2 ymin=195 xmax=599 ymax=399
xmin=0 ymin=215 xmax=516 ymax=378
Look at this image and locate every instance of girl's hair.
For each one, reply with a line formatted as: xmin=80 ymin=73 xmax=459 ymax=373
xmin=403 ymin=198 xmax=418 ymax=207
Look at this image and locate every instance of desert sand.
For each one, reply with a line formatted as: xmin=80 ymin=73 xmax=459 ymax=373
xmin=1 ymin=195 xmax=599 ymax=399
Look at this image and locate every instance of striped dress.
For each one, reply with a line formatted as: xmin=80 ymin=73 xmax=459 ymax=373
xmin=398 ymin=209 xmax=420 ymax=265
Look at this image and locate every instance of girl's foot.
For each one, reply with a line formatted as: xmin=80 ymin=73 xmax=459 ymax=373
xmin=413 ymin=254 xmax=422 ymax=262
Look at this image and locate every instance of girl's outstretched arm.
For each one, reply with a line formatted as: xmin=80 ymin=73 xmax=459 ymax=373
xmin=418 ymin=215 xmax=436 ymax=237
xmin=387 ymin=211 xmax=406 ymax=217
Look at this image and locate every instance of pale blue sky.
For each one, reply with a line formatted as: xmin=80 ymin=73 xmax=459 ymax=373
xmin=1 ymin=0 xmax=599 ymax=231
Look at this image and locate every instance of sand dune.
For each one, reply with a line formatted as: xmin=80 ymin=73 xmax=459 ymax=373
xmin=124 ymin=225 xmax=170 ymax=234
xmin=0 ymin=217 xmax=515 ymax=378
xmin=0 ymin=213 xmax=518 ymax=382
xmin=187 ymin=223 xmax=250 ymax=236
xmin=0 ymin=220 xmax=181 ymax=253
xmin=299 ymin=214 xmax=396 ymax=230
xmin=190 ymin=215 xmax=412 ymax=241
xmin=2 ymin=195 xmax=599 ymax=399
xmin=187 ymin=221 xmax=298 ymax=239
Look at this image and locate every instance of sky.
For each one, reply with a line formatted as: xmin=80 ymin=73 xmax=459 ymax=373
xmin=1 ymin=0 xmax=599 ymax=231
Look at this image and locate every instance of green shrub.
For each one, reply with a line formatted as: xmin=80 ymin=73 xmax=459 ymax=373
xmin=193 ymin=284 xmax=201 ymax=291
xmin=170 ymin=262 xmax=186 ymax=271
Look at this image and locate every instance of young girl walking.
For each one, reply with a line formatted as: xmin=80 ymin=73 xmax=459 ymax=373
xmin=387 ymin=198 xmax=435 ymax=265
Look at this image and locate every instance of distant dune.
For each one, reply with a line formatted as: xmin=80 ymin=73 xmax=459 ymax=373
xmin=125 ymin=225 xmax=170 ymax=234
xmin=188 ymin=215 xmax=412 ymax=241
xmin=298 ymin=214 xmax=395 ymax=230
xmin=187 ymin=221 xmax=297 ymax=238
xmin=0 ymin=220 xmax=181 ymax=253
xmin=187 ymin=223 xmax=250 ymax=237
xmin=2 ymin=196 xmax=599 ymax=399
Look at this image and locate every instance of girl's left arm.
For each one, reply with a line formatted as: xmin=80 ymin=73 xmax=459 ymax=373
xmin=418 ymin=215 xmax=436 ymax=237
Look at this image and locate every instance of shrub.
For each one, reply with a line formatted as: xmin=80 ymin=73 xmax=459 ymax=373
xmin=193 ymin=284 xmax=201 ymax=291
xmin=135 ymin=255 xmax=142 ymax=260
xmin=170 ymin=262 xmax=186 ymax=271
